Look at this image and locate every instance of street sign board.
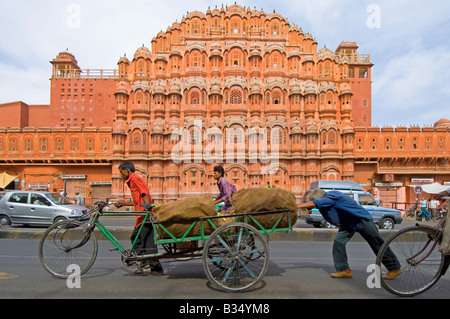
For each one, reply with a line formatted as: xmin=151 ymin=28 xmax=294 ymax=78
xmin=414 ymin=186 xmax=423 ymax=194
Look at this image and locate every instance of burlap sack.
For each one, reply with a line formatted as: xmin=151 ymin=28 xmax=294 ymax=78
xmin=153 ymin=197 xmax=218 ymax=239
xmin=230 ymin=188 xmax=298 ymax=230
xmin=439 ymin=213 xmax=450 ymax=255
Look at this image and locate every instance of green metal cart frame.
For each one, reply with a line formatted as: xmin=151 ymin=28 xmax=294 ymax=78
xmin=38 ymin=202 xmax=294 ymax=292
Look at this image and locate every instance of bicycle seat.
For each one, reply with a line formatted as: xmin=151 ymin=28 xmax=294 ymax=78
xmin=140 ymin=204 xmax=154 ymax=210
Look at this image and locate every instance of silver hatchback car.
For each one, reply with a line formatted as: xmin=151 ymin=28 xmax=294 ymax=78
xmin=0 ymin=191 xmax=89 ymax=226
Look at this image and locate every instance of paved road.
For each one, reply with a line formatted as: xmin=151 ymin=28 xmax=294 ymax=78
xmin=0 ymin=217 xmax=440 ymax=243
xmin=1 ymin=239 xmax=449 ymax=301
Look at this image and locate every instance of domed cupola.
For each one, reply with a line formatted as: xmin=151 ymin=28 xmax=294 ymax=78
xmin=133 ymin=45 xmax=152 ymax=61
xmin=434 ymin=118 xmax=450 ymax=128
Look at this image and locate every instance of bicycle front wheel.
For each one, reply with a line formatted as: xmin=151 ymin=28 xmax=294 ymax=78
xmin=376 ymin=226 xmax=445 ymax=297
xmin=39 ymin=220 xmax=98 ymax=278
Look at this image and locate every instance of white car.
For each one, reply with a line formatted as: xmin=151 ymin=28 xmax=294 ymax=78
xmin=0 ymin=191 xmax=89 ymax=226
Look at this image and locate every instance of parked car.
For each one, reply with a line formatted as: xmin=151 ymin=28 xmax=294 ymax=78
xmin=299 ymin=180 xmax=403 ymax=229
xmin=0 ymin=191 xmax=89 ymax=226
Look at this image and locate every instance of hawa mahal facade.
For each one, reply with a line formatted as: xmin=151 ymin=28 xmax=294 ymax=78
xmin=0 ymin=5 xmax=449 ymax=206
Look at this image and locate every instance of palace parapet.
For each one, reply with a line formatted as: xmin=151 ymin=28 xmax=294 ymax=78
xmin=0 ymin=127 xmax=112 ymax=164
xmin=353 ymin=123 xmax=450 ymax=177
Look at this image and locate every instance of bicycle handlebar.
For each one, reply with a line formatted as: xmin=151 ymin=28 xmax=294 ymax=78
xmin=139 ymin=203 xmax=159 ymax=211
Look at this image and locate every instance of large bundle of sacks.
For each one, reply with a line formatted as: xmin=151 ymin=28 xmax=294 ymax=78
xmin=152 ymin=188 xmax=298 ymax=239
xmin=152 ymin=196 xmax=218 ymax=239
xmin=230 ymin=187 xmax=298 ymax=230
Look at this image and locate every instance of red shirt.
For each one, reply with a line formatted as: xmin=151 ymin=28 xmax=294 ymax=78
xmin=125 ymin=173 xmax=151 ymax=228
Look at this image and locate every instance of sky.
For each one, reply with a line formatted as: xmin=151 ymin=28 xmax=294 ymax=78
xmin=0 ymin=0 xmax=449 ymax=127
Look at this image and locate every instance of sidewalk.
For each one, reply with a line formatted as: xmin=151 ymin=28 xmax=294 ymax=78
xmin=0 ymin=224 xmax=398 ymax=242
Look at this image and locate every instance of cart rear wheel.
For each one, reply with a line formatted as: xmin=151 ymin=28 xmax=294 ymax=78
xmin=202 ymin=222 xmax=269 ymax=292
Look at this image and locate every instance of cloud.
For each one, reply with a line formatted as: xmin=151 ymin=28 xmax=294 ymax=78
xmin=276 ymin=0 xmax=358 ymax=46
xmin=365 ymin=0 xmax=450 ymax=126
xmin=0 ymin=0 xmax=449 ymax=126
xmin=374 ymin=47 xmax=450 ymax=106
xmin=0 ymin=63 xmax=50 ymax=104
xmin=372 ymin=46 xmax=450 ymax=126
xmin=0 ymin=0 xmax=218 ymax=103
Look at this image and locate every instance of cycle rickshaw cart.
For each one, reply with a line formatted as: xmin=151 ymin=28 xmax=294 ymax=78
xmin=38 ymin=201 xmax=294 ymax=292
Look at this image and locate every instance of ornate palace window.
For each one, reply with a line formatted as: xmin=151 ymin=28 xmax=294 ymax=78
xmin=192 ymin=21 xmax=200 ymax=35
xmin=24 ymin=138 xmax=33 ymax=152
xmin=55 ymin=138 xmax=64 ymax=151
xmin=273 ymin=92 xmax=281 ymax=104
xmin=321 ymin=131 xmax=327 ymax=146
xmin=228 ymin=125 xmax=244 ymax=144
xmin=230 ymin=89 xmax=242 ymax=104
xmin=359 ymin=68 xmax=368 ymax=78
xmin=232 ymin=20 xmax=240 ymax=34
xmin=40 ymin=138 xmax=49 ymax=152
xmin=138 ymin=61 xmax=144 ymax=74
xmin=272 ymin=127 xmax=283 ymax=145
xmin=232 ymin=52 xmax=240 ymax=66
xmin=133 ymin=132 xmax=141 ymax=146
xmin=271 ymin=23 xmax=279 ymax=35
xmin=326 ymin=92 xmax=334 ymax=105
xmin=136 ymin=92 xmax=143 ymax=105
xmin=86 ymin=138 xmax=95 ymax=152
xmin=370 ymin=138 xmax=377 ymax=150
xmin=70 ymin=138 xmax=79 ymax=151
xmin=189 ymin=128 xmax=200 ymax=145
xmin=9 ymin=138 xmax=18 ymax=152
xmin=349 ymin=68 xmax=355 ymax=78
xmin=190 ymin=91 xmax=200 ymax=105
xmin=190 ymin=52 xmax=201 ymax=68
xmin=328 ymin=130 xmax=336 ymax=145
xmin=324 ymin=61 xmax=331 ymax=77
xmin=102 ymin=139 xmax=110 ymax=151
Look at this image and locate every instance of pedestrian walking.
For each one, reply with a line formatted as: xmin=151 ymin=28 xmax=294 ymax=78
xmin=75 ymin=192 xmax=84 ymax=206
xmin=419 ymin=198 xmax=431 ymax=221
xmin=428 ymin=198 xmax=438 ymax=221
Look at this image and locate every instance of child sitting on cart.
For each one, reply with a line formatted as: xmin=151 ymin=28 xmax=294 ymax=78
xmin=213 ymin=165 xmax=237 ymax=214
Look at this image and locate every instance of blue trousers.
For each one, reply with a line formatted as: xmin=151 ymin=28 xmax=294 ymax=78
xmin=419 ymin=207 xmax=431 ymax=219
xmin=333 ymin=219 xmax=400 ymax=272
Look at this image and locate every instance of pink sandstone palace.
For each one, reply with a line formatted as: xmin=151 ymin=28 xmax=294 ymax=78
xmin=0 ymin=5 xmax=449 ymax=208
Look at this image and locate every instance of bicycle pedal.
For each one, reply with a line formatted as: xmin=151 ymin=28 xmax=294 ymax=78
xmin=109 ymin=247 xmax=118 ymax=252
